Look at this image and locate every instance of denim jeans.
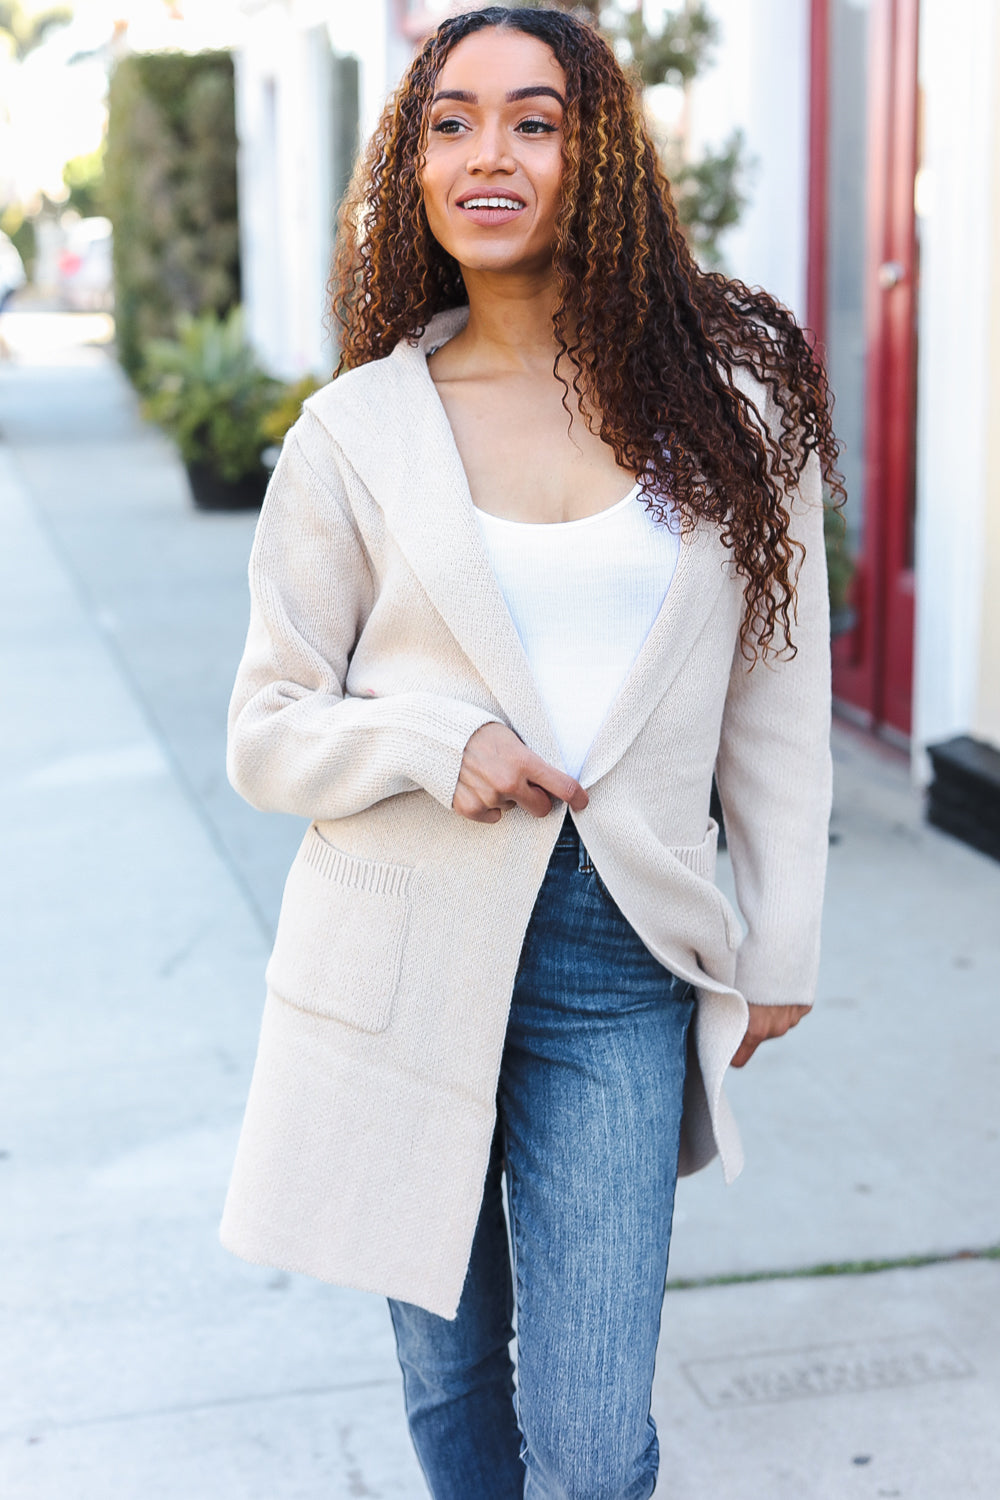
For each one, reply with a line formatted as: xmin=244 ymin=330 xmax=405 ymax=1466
xmin=388 ymin=814 xmax=695 ymax=1500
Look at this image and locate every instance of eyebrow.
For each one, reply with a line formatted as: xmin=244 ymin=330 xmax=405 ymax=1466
xmin=430 ymin=86 xmax=566 ymax=109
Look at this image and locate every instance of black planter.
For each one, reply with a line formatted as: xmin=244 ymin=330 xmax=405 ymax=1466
xmin=926 ymin=735 xmax=1000 ymax=863
xmin=185 ymin=462 xmax=269 ymax=512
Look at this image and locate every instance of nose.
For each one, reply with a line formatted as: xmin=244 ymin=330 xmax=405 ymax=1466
xmin=465 ymin=118 xmax=515 ymax=175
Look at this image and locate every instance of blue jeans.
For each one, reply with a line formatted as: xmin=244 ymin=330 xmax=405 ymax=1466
xmin=389 ymin=815 xmax=695 ymax=1499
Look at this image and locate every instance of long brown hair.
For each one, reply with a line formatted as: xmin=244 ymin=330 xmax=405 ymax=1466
xmin=331 ymin=5 xmax=843 ymax=659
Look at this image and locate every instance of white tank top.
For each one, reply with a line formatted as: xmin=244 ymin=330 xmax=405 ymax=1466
xmin=474 ymin=483 xmax=680 ymax=778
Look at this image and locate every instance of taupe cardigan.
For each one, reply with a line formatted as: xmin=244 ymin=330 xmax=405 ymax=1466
xmin=220 ymin=308 xmax=832 ymax=1318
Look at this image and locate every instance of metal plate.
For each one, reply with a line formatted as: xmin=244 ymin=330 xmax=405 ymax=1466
xmin=683 ymin=1334 xmax=974 ymax=1407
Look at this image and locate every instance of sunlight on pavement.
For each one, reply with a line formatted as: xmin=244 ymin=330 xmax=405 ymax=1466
xmin=1 ymin=310 xmax=116 ymax=366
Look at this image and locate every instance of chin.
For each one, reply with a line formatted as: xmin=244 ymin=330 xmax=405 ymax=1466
xmin=453 ymin=244 xmax=551 ymax=276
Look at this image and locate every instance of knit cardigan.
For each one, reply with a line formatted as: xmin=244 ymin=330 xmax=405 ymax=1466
xmin=220 ymin=307 xmax=833 ymax=1319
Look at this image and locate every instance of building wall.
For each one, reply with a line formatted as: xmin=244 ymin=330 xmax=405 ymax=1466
xmin=972 ymin=7 xmax=1000 ymax=749
xmin=699 ymin=0 xmax=999 ymax=769
xmin=686 ymin=0 xmax=810 ymax=320
xmin=236 ymin=0 xmax=409 ymax=379
xmin=912 ymin=0 xmax=998 ymax=760
xmin=236 ymin=2 xmax=338 ymax=377
xmin=331 ymin=0 xmax=411 ymax=143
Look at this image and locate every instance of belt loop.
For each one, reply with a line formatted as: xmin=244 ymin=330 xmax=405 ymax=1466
xmin=577 ymin=827 xmax=592 ymax=874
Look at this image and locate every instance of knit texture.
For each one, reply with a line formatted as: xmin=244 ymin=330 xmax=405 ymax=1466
xmin=220 ymin=308 xmax=833 ymax=1318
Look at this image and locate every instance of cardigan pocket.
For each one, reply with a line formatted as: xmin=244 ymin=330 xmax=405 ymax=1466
xmin=265 ymin=824 xmax=414 ymax=1033
xmin=666 ymin=818 xmax=720 ymax=881
xmin=667 ymin=819 xmax=742 ymax=951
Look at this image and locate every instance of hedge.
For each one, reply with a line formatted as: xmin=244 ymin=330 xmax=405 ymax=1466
xmin=105 ymin=50 xmax=240 ymax=380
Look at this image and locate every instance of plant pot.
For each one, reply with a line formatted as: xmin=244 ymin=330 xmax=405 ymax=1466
xmin=185 ymin=462 xmax=269 ymax=512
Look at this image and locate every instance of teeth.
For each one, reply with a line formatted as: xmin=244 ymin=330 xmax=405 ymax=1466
xmin=462 ymin=197 xmax=523 ymax=210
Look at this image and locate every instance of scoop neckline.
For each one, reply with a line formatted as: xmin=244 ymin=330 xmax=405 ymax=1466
xmin=473 ymin=482 xmax=642 ymax=530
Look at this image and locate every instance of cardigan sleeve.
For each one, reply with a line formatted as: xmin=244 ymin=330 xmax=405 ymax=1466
xmin=226 ymin=425 xmax=501 ymax=821
xmin=713 ymin=439 xmax=833 ymax=1010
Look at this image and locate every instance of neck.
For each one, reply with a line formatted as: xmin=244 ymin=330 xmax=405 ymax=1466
xmin=455 ymin=266 xmax=562 ymax=373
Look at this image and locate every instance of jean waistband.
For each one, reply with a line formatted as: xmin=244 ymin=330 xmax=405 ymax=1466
xmin=552 ymin=810 xmax=598 ymax=875
xmin=554 ymin=808 xmax=580 ymax=852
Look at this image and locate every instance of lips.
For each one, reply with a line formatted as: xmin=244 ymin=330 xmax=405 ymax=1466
xmin=456 ymin=193 xmax=526 ymax=211
xmin=455 ymin=192 xmax=527 ymax=228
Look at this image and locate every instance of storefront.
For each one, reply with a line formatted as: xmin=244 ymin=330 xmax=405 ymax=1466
xmin=809 ymin=0 xmax=920 ymax=744
xmin=694 ymin=0 xmax=998 ymax=817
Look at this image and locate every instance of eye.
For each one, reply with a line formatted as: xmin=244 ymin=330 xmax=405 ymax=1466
xmin=517 ymin=117 xmax=558 ymax=135
xmin=429 ymin=116 xmax=466 ymax=136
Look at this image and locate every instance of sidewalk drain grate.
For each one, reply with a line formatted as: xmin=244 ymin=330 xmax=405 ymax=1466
xmin=683 ymin=1333 xmax=974 ymax=1407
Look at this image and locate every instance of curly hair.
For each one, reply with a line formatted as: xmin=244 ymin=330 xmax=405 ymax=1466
xmin=331 ymin=5 xmax=843 ymax=659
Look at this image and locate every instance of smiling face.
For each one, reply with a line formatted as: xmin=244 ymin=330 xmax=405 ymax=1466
xmin=419 ymin=27 xmax=568 ymax=278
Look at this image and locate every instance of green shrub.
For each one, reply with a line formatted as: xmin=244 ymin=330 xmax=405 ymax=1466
xmin=62 ymin=146 xmax=106 ymax=219
xmin=260 ymin=374 xmax=326 ymax=447
xmin=824 ymin=497 xmax=855 ymax=625
xmin=142 ymin=308 xmax=279 ymax=483
xmin=105 ymin=51 xmax=239 ymax=380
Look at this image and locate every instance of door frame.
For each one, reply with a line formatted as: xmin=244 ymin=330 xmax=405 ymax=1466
xmin=808 ymin=0 xmax=920 ymax=740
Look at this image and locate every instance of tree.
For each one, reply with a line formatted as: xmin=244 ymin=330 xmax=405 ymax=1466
xmin=62 ymin=145 xmax=105 ymax=219
xmin=104 ymin=51 xmax=240 ymax=379
xmin=0 ymin=1 xmax=72 ymax=62
xmin=509 ymin=1 xmax=749 ymax=265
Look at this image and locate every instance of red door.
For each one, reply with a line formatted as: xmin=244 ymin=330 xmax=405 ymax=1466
xmin=808 ymin=0 xmax=919 ymax=741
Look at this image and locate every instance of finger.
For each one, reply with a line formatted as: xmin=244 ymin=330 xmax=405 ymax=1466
xmin=479 ymin=763 xmax=552 ymax=819
xmin=452 ymin=786 xmax=503 ymax=823
xmin=729 ymin=1038 xmax=757 ymax=1069
xmin=745 ymin=1003 xmax=812 ymax=1042
xmin=732 ymin=1004 xmax=812 ymax=1067
xmin=457 ymin=804 xmax=502 ymax=824
xmin=521 ymin=755 xmax=589 ymax=811
xmin=515 ymin=781 xmax=558 ymax=819
xmin=731 ymin=1016 xmax=767 ymax=1068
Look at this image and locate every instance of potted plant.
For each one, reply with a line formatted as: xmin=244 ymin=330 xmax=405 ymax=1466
xmin=142 ymin=307 xmax=281 ymax=510
xmin=824 ymin=495 xmax=856 ymax=638
xmin=259 ymin=372 xmax=325 ymax=471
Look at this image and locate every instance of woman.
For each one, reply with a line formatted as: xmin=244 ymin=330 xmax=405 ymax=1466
xmin=0 ymin=230 xmax=26 ymax=361
xmin=221 ymin=8 xmax=840 ymax=1497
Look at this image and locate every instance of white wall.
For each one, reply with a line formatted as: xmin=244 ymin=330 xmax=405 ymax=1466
xmin=236 ymin=1 xmax=338 ymax=377
xmin=236 ymin=0 xmax=419 ymax=378
xmin=976 ymin=7 xmax=1000 ymax=749
xmin=234 ymin=7 xmax=282 ymax=372
xmin=912 ymin=0 xmax=998 ymax=758
xmin=330 ymin=0 xmax=411 ymax=142
xmin=685 ymin=0 xmax=810 ymax=319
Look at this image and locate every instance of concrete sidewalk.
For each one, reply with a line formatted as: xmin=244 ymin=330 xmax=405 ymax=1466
xmin=2 ymin=316 xmax=998 ymax=1499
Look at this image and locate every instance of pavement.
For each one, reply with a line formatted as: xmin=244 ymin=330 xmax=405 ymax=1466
xmin=1 ymin=312 xmax=998 ymax=1500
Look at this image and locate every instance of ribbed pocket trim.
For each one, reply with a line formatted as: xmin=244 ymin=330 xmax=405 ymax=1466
xmin=670 ymin=843 xmax=711 ymax=875
xmin=302 ymin=827 xmax=413 ymax=897
xmin=667 ymin=818 xmax=720 ymax=879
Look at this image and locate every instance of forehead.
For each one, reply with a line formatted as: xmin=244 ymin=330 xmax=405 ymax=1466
xmin=434 ymin=28 xmax=566 ymax=95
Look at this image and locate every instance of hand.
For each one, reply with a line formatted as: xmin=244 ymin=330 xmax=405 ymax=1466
xmin=730 ymin=1003 xmax=812 ymax=1068
xmin=453 ymin=722 xmax=589 ymax=824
